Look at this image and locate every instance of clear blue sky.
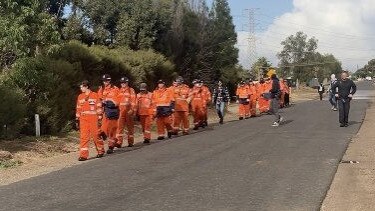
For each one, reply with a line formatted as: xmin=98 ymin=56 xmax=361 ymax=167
xmin=207 ymin=0 xmax=293 ymax=32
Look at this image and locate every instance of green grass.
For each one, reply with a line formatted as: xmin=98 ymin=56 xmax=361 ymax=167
xmin=0 ymin=160 xmax=23 ymax=169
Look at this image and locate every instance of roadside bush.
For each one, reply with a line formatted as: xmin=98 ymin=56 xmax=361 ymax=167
xmin=7 ymin=41 xmax=177 ymax=135
xmin=0 ymin=82 xmax=27 ymax=138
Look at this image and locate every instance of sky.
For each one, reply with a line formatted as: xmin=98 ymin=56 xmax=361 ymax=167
xmin=222 ymin=0 xmax=375 ymax=71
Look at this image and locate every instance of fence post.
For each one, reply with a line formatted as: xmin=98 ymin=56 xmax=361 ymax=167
xmin=35 ymin=114 xmax=40 ymax=137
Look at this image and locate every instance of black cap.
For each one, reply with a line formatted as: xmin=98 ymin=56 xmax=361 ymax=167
xmin=102 ymin=74 xmax=111 ymax=81
xmin=175 ymin=76 xmax=184 ymax=83
xmin=157 ymin=79 xmax=165 ymax=84
xmin=120 ymin=77 xmax=129 ymax=83
xmin=192 ymin=79 xmax=199 ymax=84
xmin=240 ymin=81 xmax=245 ymax=85
xmin=80 ymin=80 xmax=90 ymax=87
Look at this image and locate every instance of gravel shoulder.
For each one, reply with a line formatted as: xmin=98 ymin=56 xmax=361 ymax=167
xmin=321 ymin=99 xmax=375 ymax=211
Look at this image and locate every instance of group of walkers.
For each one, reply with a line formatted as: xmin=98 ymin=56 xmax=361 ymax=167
xmin=319 ymin=71 xmax=357 ymax=127
xmin=75 ymin=73 xmax=290 ymax=161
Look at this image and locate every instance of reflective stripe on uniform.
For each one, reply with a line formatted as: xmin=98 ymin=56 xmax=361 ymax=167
xmin=82 ymin=111 xmax=97 ymax=115
xmin=80 ymin=147 xmax=89 ymax=151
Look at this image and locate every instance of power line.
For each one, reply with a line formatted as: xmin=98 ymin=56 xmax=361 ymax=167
xmin=257 ymin=13 xmax=375 ymax=40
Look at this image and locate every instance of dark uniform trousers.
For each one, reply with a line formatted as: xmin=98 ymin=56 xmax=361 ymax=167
xmin=338 ymin=98 xmax=350 ymax=124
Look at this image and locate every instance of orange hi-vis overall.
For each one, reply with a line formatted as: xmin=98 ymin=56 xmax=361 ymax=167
xmin=136 ymin=92 xmax=153 ymax=140
xmin=170 ymin=84 xmax=191 ymax=134
xmin=98 ymin=85 xmax=119 ymax=144
xmin=258 ymin=82 xmax=270 ymax=113
xmin=248 ymin=84 xmax=258 ymax=116
xmin=115 ymin=86 xmax=136 ymax=147
xmin=190 ymin=86 xmax=205 ymax=128
xmin=76 ymin=91 xmax=105 ymax=159
xmin=236 ymin=85 xmax=251 ymax=118
xmin=152 ymin=87 xmax=174 ymax=138
xmin=279 ymin=81 xmax=287 ymax=107
xmin=201 ymin=85 xmax=211 ymax=123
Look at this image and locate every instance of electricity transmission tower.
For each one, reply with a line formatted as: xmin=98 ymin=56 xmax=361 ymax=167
xmin=243 ymin=8 xmax=259 ymax=71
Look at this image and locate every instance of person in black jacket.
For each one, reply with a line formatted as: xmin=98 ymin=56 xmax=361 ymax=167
xmin=331 ymin=71 xmax=357 ymax=127
xmin=318 ymin=83 xmax=325 ymax=100
xmin=269 ymin=74 xmax=284 ymax=126
xmin=212 ymin=81 xmax=230 ymax=124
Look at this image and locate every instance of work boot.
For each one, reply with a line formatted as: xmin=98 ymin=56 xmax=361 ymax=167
xmin=115 ymin=143 xmax=122 ymax=148
xmin=219 ymin=118 xmax=224 ymax=124
xmin=157 ymin=136 xmax=165 ymax=140
xmin=106 ymin=148 xmax=114 ymax=154
xmin=128 ymin=143 xmax=134 ymax=147
xmin=340 ymin=124 xmax=345 ymax=127
xmin=78 ymin=157 xmax=87 ymax=161
xmin=96 ymin=154 xmax=104 ymax=158
xmin=143 ymin=139 xmax=150 ymax=144
xmin=239 ymin=117 xmax=244 ymax=120
xmin=193 ymin=126 xmax=199 ymax=130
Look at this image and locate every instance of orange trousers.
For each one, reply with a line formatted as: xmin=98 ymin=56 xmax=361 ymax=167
xmin=173 ymin=111 xmax=189 ymax=133
xmin=238 ymin=103 xmax=250 ymax=118
xmin=156 ymin=116 xmax=173 ymax=137
xmin=279 ymin=93 xmax=285 ymax=107
xmin=101 ymin=116 xmax=118 ymax=144
xmin=192 ymin=105 xmax=205 ymax=127
xmin=115 ymin=109 xmax=134 ymax=147
xmin=79 ymin=116 xmax=105 ymax=159
xmin=140 ymin=115 xmax=152 ymax=140
xmin=249 ymin=99 xmax=257 ymax=116
xmin=258 ymin=97 xmax=270 ymax=113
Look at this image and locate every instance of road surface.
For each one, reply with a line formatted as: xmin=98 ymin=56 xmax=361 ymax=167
xmin=0 ymin=81 xmax=373 ymax=211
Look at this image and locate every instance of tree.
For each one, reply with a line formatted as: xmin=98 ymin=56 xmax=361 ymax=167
xmin=354 ymin=59 xmax=375 ymax=78
xmin=251 ymin=57 xmax=272 ymax=79
xmin=208 ymin=0 xmax=238 ymax=80
xmin=116 ymin=0 xmax=157 ymax=50
xmin=277 ymin=31 xmax=318 ymax=82
xmin=0 ymin=0 xmax=60 ymax=69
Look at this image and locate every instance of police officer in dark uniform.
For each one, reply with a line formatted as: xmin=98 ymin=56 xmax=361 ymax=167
xmin=331 ymin=71 xmax=357 ymax=127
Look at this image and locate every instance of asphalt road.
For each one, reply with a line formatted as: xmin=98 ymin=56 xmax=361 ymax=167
xmin=0 ymin=81 xmax=373 ymax=211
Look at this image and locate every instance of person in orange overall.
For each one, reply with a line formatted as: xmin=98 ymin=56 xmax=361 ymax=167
xmin=153 ymin=80 xmax=175 ymax=140
xmin=236 ymin=81 xmax=251 ymax=120
xmin=283 ymin=79 xmax=290 ymax=107
xmin=169 ymin=76 xmax=191 ymax=135
xmin=113 ymin=77 xmax=136 ymax=151
xmin=279 ymin=78 xmax=287 ymax=108
xmin=75 ymin=80 xmax=105 ymax=161
xmin=190 ymin=79 xmax=205 ymax=130
xmin=257 ymin=78 xmax=270 ymax=113
xmin=98 ymin=74 xmax=120 ymax=154
xmin=136 ymin=83 xmax=153 ymax=144
xmin=200 ymin=80 xmax=211 ymax=126
xmin=248 ymin=80 xmax=258 ymax=117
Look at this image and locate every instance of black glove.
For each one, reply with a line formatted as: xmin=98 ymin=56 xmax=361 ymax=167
xmin=99 ymin=131 xmax=107 ymax=141
xmin=75 ymin=119 xmax=80 ymax=131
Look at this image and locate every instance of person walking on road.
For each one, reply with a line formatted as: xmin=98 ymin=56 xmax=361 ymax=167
xmin=153 ymin=80 xmax=175 ymax=140
xmin=212 ymin=81 xmax=230 ymax=124
xmin=75 ymin=80 xmax=105 ymax=161
xmin=328 ymin=74 xmax=338 ymax=111
xmin=318 ymin=83 xmax=325 ymax=101
xmin=114 ymin=77 xmax=136 ymax=149
xmin=98 ymin=74 xmax=120 ymax=154
xmin=331 ymin=71 xmax=357 ymax=127
xmin=136 ymin=83 xmax=154 ymax=144
xmin=269 ymin=74 xmax=284 ymax=127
